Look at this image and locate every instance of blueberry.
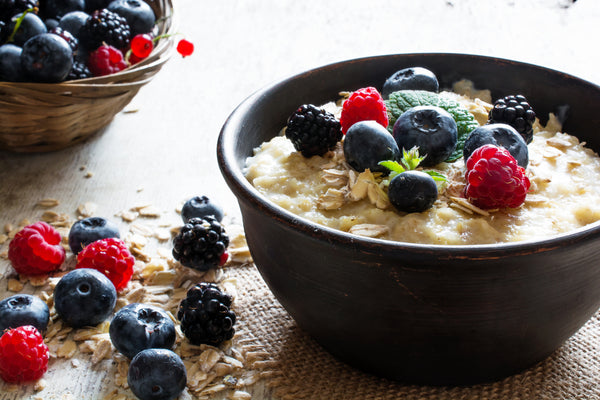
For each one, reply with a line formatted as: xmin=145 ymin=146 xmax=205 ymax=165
xmin=42 ymin=0 xmax=85 ymax=20
xmin=21 ymin=33 xmax=72 ymax=82
xmin=388 ymin=171 xmax=438 ymax=213
xmin=58 ymin=10 xmax=89 ymax=37
xmin=8 ymin=12 xmax=47 ymax=47
xmin=382 ymin=67 xmax=439 ymax=98
xmin=0 ymin=44 xmax=25 ymax=82
xmin=392 ymin=106 xmax=458 ymax=167
xmin=108 ymin=0 xmax=155 ymax=36
xmin=343 ymin=120 xmax=400 ymax=173
xmin=53 ymin=268 xmax=117 ymax=328
xmin=85 ymin=0 xmax=112 ymax=13
xmin=181 ymin=195 xmax=224 ymax=223
xmin=128 ymin=348 xmax=187 ymax=400
xmin=109 ymin=303 xmax=176 ymax=359
xmin=44 ymin=18 xmax=60 ymax=30
xmin=68 ymin=217 xmax=120 ymax=255
xmin=0 ymin=294 xmax=49 ymax=335
xmin=463 ymin=123 xmax=529 ymax=167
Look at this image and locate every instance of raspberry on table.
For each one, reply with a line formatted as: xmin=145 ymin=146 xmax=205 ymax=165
xmin=0 ymin=325 xmax=49 ymax=383
xmin=177 ymin=282 xmax=236 ymax=346
xmin=172 ymin=216 xmax=229 ymax=271
xmin=488 ymin=94 xmax=536 ymax=144
xmin=464 ymin=144 xmax=530 ymax=210
xmin=339 ymin=86 xmax=388 ymax=134
xmin=285 ymin=104 xmax=342 ymax=157
xmin=87 ymin=44 xmax=128 ymax=76
xmin=8 ymin=221 xmax=65 ymax=276
xmin=76 ymin=237 xmax=135 ymax=291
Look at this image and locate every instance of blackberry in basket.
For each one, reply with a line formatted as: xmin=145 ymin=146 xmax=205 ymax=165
xmin=177 ymin=282 xmax=236 ymax=346
xmin=285 ymin=104 xmax=343 ymax=157
xmin=78 ymin=8 xmax=131 ymax=51
xmin=488 ymin=94 xmax=536 ymax=144
xmin=172 ymin=216 xmax=229 ymax=271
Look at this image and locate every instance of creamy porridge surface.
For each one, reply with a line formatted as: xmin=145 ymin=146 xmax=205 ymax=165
xmin=244 ymin=81 xmax=600 ymax=245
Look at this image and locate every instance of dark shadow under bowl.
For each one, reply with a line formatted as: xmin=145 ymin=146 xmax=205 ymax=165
xmin=218 ymin=53 xmax=600 ymax=385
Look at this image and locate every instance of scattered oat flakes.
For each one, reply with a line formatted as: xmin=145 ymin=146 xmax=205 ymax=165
xmin=449 ymin=196 xmax=490 ymax=216
xmin=348 ymin=224 xmax=389 ymax=238
xmin=37 ymin=198 xmax=60 ymax=208
xmin=57 ymin=339 xmax=78 ymax=358
xmin=77 ymin=202 xmax=97 ymax=217
xmin=138 ymin=205 xmax=161 ymax=218
xmin=0 ymin=233 xmax=9 ymax=244
xmin=34 ymin=379 xmax=46 ymax=391
xmin=84 ymin=171 xmax=94 ymax=178
xmin=7 ymin=278 xmax=24 ymax=292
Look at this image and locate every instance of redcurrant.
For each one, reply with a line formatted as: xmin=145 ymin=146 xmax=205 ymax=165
xmin=176 ymin=39 xmax=194 ymax=57
xmin=130 ymin=34 xmax=154 ymax=59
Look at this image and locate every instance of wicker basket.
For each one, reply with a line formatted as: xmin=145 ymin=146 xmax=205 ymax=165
xmin=0 ymin=0 xmax=175 ymax=152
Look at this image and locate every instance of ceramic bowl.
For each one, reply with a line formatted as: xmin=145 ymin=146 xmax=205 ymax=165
xmin=217 ymin=53 xmax=600 ymax=385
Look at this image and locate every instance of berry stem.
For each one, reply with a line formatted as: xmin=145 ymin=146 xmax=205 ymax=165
xmin=5 ymin=7 xmax=37 ymax=44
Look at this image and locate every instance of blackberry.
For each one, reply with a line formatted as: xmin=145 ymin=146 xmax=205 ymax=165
xmin=49 ymin=26 xmax=77 ymax=51
xmin=78 ymin=8 xmax=130 ymax=51
xmin=172 ymin=216 xmax=229 ymax=271
xmin=177 ymin=283 xmax=236 ymax=346
xmin=285 ymin=104 xmax=342 ymax=157
xmin=488 ymin=94 xmax=536 ymax=144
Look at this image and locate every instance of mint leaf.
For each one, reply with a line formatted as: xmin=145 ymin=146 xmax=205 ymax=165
xmin=425 ymin=171 xmax=447 ymax=182
xmin=378 ymin=160 xmax=405 ymax=175
xmin=385 ymin=90 xmax=480 ymax=162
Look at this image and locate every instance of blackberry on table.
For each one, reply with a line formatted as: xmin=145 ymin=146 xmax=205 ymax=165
xmin=488 ymin=94 xmax=536 ymax=144
xmin=285 ymin=104 xmax=342 ymax=157
xmin=177 ymin=282 xmax=236 ymax=346
xmin=78 ymin=8 xmax=131 ymax=51
xmin=172 ymin=216 xmax=229 ymax=271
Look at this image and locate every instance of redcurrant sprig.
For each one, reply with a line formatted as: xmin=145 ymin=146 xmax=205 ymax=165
xmin=126 ymin=33 xmax=194 ymax=65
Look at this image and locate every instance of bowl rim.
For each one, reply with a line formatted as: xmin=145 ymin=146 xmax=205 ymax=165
xmin=218 ymin=52 xmax=600 ymax=258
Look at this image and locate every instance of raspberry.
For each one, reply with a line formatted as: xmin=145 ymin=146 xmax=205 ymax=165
xmin=285 ymin=104 xmax=342 ymax=157
xmin=0 ymin=325 xmax=49 ymax=383
xmin=76 ymin=237 xmax=135 ymax=291
xmin=8 ymin=221 xmax=65 ymax=275
xmin=339 ymin=86 xmax=388 ymax=134
xmin=464 ymin=144 xmax=530 ymax=209
xmin=488 ymin=94 xmax=536 ymax=144
xmin=172 ymin=216 xmax=229 ymax=271
xmin=88 ymin=44 xmax=128 ymax=76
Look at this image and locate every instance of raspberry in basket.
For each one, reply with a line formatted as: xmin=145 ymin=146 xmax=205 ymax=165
xmin=0 ymin=325 xmax=49 ymax=383
xmin=88 ymin=44 xmax=128 ymax=76
xmin=8 ymin=221 xmax=65 ymax=275
xmin=339 ymin=86 xmax=388 ymax=134
xmin=464 ymin=144 xmax=530 ymax=209
xmin=76 ymin=237 xmax=135 ymax=291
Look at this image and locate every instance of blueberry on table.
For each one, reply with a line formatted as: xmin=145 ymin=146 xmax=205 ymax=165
xmin=388 ymin=170 xmax=438 ymax=213
xmin=0 ymin=294 xmax=49 ymax=335
xmin=108 ymin=0 xmax=155 ymax=36
xmin=0 ymin=44 xmax=25 ymax=82
xmin=53 ymin=268 xmax=117 ymax=328
xmin=127 ymin=348 xmax=187 ymax=400
xmin=21 ymin=33 xmax=72 ymax=82
xmin=343 ymin=120 xmax=400 ymax=174
xmin=8 ymin=12 xmax=47 ymax=46
xmin=463 ymin=123 xmax=529 ymax=168
xmin=68 ymin=216 xmax=120 ymax=254
xmin=392 ymin=106 xmax=458 ymax=167
xmin=109 ymin=303 xmax=176 ymax=359
xmin=181 ymin=195 xmax=224 ymax=223
xmin=382 ymin=67 xmax=439 ymax=98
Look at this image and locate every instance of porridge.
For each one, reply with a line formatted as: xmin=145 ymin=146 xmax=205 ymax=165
xmin=244 ymin=80 xmax=600 ymax=245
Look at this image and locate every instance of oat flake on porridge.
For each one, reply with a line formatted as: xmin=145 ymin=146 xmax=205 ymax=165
xmin=244 ymin=81 xmax=600 ymax=245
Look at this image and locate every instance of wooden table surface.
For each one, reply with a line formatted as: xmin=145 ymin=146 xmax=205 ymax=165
xmin=1 ymin=0 xmax=599 ymax=399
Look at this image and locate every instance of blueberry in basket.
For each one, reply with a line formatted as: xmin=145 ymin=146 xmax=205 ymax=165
xmin=0 ymin=294 xmax=50 ymax=335
xmin=109 ymin=303 xmax=176 ymax=359
xmin=53 ymin=268 xmax=117 ymax=328
xmin=57 ymin=10 xmax=88 ymax=36
xmin=0 ymin=43 xmax=25 ymax=81
xmin=8 ymin=11 xmax=46 ymax=46
xmin=21 ymin=32 xmax=72 ymax=82
xmin=107 ymin=0 xmax=155 ymax=36
xmin=40 ymin=0 xmax=84 ymax=20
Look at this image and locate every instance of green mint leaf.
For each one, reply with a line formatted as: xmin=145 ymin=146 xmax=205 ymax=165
xmin=385 ymin=90 xmax=480 ymax=162
xmin=378 ymin=160 xmax=405 ymax=175
xmin=424 ymin=170 xmax=447 ymax=182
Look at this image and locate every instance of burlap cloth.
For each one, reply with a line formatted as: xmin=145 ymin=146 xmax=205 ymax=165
xmin=228 ymin=264 xmax=600 ymax=400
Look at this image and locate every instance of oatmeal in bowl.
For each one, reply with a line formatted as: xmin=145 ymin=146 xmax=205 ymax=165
xmin=218 ymin=53 xmax=600 ymax=385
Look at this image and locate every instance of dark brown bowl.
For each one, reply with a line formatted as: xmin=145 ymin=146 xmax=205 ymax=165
xmin=217 ymin=53 xmax=600 ymax=385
